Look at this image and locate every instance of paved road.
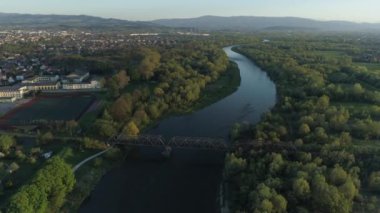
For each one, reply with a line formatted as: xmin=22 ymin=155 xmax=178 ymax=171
xmin=72 ymin=147 xmax=112 ymax=172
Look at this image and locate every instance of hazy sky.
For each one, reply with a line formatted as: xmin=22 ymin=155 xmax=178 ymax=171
xmin=0 ymin=0 xmax=379 ymax=22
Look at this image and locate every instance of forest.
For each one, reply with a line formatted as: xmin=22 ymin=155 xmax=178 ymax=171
xmin=225 ymin=33 xmax=380 ymax=212
xmin=87 ymin=41 xmax=233 ymax=139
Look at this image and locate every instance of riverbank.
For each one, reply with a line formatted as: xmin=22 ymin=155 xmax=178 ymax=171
xmin=61 ymin=148 xmax=124 ymax=212
xmin=185 ymin=61 xmax=241 ymax=113
xmin=143 ymin=61 xmax=241 ymax=132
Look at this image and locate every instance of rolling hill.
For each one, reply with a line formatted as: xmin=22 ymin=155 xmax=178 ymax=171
xmin=153 ymin=15 xmax=380 ymax=32
xmin=0 ymin=13 xmax=157 ymax=30
xmin=1 ymin=13 xmax=380 ymax=32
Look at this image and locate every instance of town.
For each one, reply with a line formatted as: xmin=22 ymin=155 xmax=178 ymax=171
xmin=0 ymin=29 xmax=214 ymax=102
xmin=0 ymin=29 xmax=209 ymax=104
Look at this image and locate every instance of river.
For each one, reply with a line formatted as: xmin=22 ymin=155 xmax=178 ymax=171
xmin=79 ymin=46 xmax=276 ymax=213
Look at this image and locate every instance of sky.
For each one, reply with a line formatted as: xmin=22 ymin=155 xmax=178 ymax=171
xmin=0 ymin=0 xmax=379 ymax=23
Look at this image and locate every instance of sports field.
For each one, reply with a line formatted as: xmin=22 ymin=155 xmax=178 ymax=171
xmin=0 ymin=94 xmax=96 ymax=126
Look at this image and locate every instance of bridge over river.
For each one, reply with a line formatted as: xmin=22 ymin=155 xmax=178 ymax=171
xmin=111 ymin=134 xmax=298 ymax=153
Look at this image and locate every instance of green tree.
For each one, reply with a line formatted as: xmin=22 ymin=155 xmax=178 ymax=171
xmin=132 ymin=48 xmax=161 ymax=80
xmin=113 ymin=70 xmax=130 ymax=89
xmin=148 ymin=103 xmax=161 ymax=119
xmin=133 ymin=109 xmax=150 ymax=126
xmin=312 ymin=174 xmax=351 ymax=213
xmin=65 ymin=120 xmax=78 ymax=135
xmin=313 ymin=127 xmax=328 ymax=143
xmin=352 ymin=83 xmax=365 ymax=97
xmin=329 ymin=166 xmax=348 ymax=186
xmin=82 ymin=137 xmax=107 ymax=150
xmin=293 ymin=178 xmax=311 ymax=199
xmin=369 ymin=171 xmax=380 ymax=192
xmin=339 ymin=132 xmax=352 ymax=145
xmin=107 ymin=70 xmax=130 ymax=98
xmin=94 ymin=119 xmax=117 ymax=138
xmin=102 ymin=109 xmax=113 ymax=121
xmin=299 ymin=123 xmax=311 ymax=135
xmin=271 ymin=194 xmax=287 ymax=212
xmin=107 ymin=78 xmax=120 ymax=98
xmin=339 ymin=178 xmax=357 ymax=200
xmin=317 ymin=95 xmax=330 ymax=111
xmin=109 ymin=96 xmax=133 ymax=121
xmin=9 ymin=162 xmax=20 ymax=172
xmin=259 ymin=199 xmax=273 ymax=212
xmin=225 ymin=153 xmax=247 ymax=177
xmin=38 ymin=132 xmax=54 ymax=145
xmin=124 ymin=121 xmax=140 ymax=137
xmin=0 ymin=135 xmax=15 ymax=153
xmin=7 ymin=191 xmax=34 ymax=213
xmin=7 ymin=157 xmax=75 ymax=212
xmin=154 ymin=87 xmax=165 ymax=97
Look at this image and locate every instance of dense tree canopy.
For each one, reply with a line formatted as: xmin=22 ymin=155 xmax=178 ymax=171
xmin=7 ymin=157 xmax=75 ymax=212
xmin=93 ymin=42 xmax=230 ymax=139
xmin=226 ymin=34 xmax=380 ymax=212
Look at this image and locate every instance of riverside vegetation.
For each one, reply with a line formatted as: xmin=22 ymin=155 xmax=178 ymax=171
xmin=225 ymin=33 xmax=380 ymax=212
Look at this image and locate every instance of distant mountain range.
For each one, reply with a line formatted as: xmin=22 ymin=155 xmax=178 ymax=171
xmin=153 ymin=16 xmax=380 ymax=32
xmin=0 ymin=13 xmax=157 ymax=30
xmin=0 ymin=13 xmax=380 ymax=32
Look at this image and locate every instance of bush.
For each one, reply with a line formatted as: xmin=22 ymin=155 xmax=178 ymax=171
xmin=0 ymin=135 xmax=15 ymax=153
xmin=9 ymin=162 xmax=20 ymax=173
xmin=14 ymin=150 xmax=26 ymax=160
xmin=81 ymin=138 xmax=107 ymax=150
xmin=38 ymin=132 xmax=54 ymax=145
xmin=27 ymin=157 xmax=37 ymax=164
xmin=369 ymin=171 xmax=380 ymax=192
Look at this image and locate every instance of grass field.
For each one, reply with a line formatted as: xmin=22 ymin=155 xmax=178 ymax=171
xmin=1 ymin=94 xmax=95 ymax=126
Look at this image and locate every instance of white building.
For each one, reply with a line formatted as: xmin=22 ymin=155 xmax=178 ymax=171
xmin=22 ymin=75 xmax=59 ymax=84
xmin=0 ymin=85 xmax=28 ymax=101
xmin=62 ymin=80 xmax=100 ymax=90
xmin=61 ymin=72 xmax=89 ymax=83
xmin=8 ymin=77 xmax=15 ymax=84
xmin=22 ymin=81 xmax=61 ymax=91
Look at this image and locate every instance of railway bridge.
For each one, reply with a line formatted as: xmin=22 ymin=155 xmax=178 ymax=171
xmin=109 ymin=134 xmax=298 ymax=152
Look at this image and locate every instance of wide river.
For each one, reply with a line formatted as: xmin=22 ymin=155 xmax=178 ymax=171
xmin=79 ymin=46 xmax=276 ymax=213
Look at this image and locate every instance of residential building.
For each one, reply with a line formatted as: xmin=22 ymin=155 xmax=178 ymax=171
xmin=0 ymin=84 xmax=28 ymax=101
xmin=22 ymin=81 xmax=61 ymax=91
xmin=22 ymin=75 xmax=59 ymax=84
xmin=62 ymin=80 xmax=100 ymax=90
xmin=61 ymin=72 xmax=89 ymax=83
xmin=15 ymin=72 xmax=34 ymax=81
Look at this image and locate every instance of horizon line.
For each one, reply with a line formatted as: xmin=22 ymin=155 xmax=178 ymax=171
xmin=0 ymin=11 xmax=379 ymax=25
